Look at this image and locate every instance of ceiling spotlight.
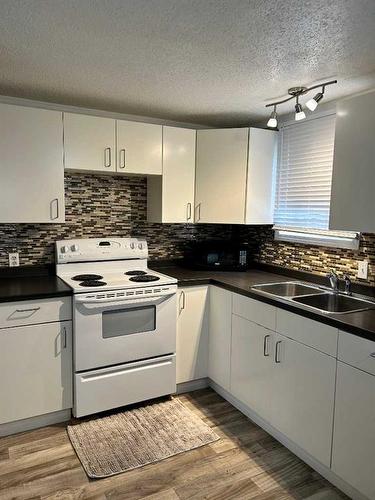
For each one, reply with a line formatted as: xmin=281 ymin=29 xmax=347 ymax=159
xmin=267 ymin=106 xmax=278 ymax=128
xmin=306 ymin=88 xmax=325 ymax=111
xmin=295 ymin=97 xmax=306 ymax=121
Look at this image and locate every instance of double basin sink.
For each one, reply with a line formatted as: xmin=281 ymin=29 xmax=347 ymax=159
xmin=251 ymin=282 xmax=375 ymax=315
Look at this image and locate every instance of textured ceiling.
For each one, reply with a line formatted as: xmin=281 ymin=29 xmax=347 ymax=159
xmin=0 ymin=0 xmax=374 ymax=126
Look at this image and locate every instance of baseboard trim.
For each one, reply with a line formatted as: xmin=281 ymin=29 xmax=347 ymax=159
xmin=209 ymin=379 xmax=369 ymax=500
xmin=0 ymin=409 xmax=72 ymax=437
xmin=176 ymin=378 xmax=209 ymax=394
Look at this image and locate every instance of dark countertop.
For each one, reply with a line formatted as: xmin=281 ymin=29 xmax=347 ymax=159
xmin=0 ymin=275 xmax=72 ymax=303
xmin=150 ymin=264 xmax=375 ymax=342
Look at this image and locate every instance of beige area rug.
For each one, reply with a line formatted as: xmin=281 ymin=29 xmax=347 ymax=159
xmin=67 ymin=398 xmax=220 ymax=478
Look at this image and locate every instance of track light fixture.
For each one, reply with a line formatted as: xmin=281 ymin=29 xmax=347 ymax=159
xmin=267 ymin=105 xmax=278 ymax=128
xmin=265 ymin=80 xmax=337 ymax=127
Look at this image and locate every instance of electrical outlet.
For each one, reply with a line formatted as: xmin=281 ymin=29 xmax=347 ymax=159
xmin=8 ymin=252 xmax=19 ymax=267
xmin=357 ymin=260 xmax=369 ymax=279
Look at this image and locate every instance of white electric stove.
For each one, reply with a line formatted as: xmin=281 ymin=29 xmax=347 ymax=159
xmin=56 ymin=237 xmax=177 ymax=418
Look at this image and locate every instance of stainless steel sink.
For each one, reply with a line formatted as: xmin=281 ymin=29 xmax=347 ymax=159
xmin=292 ymin=293 xmax=375 ymax=314
xmin=251 ymin=281 xmax=323 ymax=298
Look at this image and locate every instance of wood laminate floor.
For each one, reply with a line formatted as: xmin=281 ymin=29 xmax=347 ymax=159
xmin=0 ymin=389 xmax=349 ymax=500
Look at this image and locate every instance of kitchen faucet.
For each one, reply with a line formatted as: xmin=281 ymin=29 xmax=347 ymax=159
xmin=327 ymin=269 xmax=340 ymax=292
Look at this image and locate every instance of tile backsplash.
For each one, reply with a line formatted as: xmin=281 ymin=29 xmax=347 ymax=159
xmin=0 ymin=172 xmax=374 ymax=287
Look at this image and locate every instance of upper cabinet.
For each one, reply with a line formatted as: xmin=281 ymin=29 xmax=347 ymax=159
xmin=64 ymin=113 xmax=116 ymax=172
xmin=0 ymin=103 xmax=65 ymax=223
xmin=147 ymin=127 xmax=196 ymax=223
xmin=117 ymin=120 xmax=162 ymax=175
xmin=330 ymin=90 xmax=375 ymax=232
xmin=64 ymin=113 xmax=162 ymax=175
xmin=195 ymin=127 xmax=277 ymax=224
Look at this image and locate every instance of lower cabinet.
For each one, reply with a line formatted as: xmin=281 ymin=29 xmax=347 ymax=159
xmin=208 ymin=286 xmax=232 ymax=391
xmin=176 ymin=286 xmax=209 ymax=384
xmin=0 ymin=321 xmax=72 ymax=424
xmin=332 ymin=361 xmax=375 ymax=500
xmin=272 ymin=333 xmax=336 ymax=467
xmin=231 ymin=310 xmax=336 ymax=467
xmin=231 ymin=314 xmax=276 ymax=424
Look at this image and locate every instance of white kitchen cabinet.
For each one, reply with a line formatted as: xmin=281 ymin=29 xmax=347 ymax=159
xmin=272 ymin=332 xmax=336 ymax=467
xmin=176 ymin=286 xmax=209 ymax=384
xmin=117 ymin=120 xmax=162 ymax=175
xmin=64 ymin=113 xmax=116 ymax=172
xmin=231 ymin=314 xmax=276 ymax=424
xmin=332 ymin=361 xmax=375 ymax=500
xmin=330 ymin=89 xmax=375 ymax=232
xmin=195 ymin=127 xmax=277 ymax=224
xmin=0 ymin=321 xmax=72 ymax=424
xmin=208 ymin=286 xmax=232 ymax=391
xmin=0 ymin=103 xmax=65 ymax=223
xmin=147 ymin=126 xmax=196 ymax=222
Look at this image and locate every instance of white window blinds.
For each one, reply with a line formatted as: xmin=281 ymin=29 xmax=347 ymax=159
xmin=274 ymin=113 xmax=336 ymax=230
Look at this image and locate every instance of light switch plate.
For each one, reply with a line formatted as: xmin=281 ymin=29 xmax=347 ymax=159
xmin=357 ymin=260 xmax=368 ymax=279
xmin=8 ymin=252 xmax=19 ymax=267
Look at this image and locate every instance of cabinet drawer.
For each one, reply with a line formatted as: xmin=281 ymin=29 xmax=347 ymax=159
xmin=338 ymin=330 xmax=375 ymax=375
xmin=0 ymin=297 xmax=72 ymax=329
xmin=74 ymin=355 xmax=176 ymax=417
xmin=276 ymin=309 xmax=338 ymax=356
xmin=233 ymin=294 xmax=276 ymax=330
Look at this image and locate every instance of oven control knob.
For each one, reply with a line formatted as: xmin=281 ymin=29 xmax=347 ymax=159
xmin=60 ymin=245 xmax=69 ymax=254
xmin=71 ymin=244 xmax=79 ymax=252
xmin=138 ymin=243 xmax=143 ymax=250
xmin=130 ymin=242 xmax=135 ymax=249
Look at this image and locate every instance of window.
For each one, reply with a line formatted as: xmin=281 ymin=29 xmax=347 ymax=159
xmin=273 ymin=112 xmax=359 ymax=249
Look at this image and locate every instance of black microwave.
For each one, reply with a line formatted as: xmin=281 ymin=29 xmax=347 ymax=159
xmin=183 ymin=240 xmax=250 ymax=271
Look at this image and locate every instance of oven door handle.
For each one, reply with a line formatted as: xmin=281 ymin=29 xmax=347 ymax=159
xmin=75 ymin=293 xmax=174 ymax=309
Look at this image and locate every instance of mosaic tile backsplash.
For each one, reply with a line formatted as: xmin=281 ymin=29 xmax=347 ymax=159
xmin=0 ymin=172 xmax=374 ymax=287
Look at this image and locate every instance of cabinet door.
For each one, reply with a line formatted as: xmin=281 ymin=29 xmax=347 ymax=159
xmin=245 ymin=128 xmax=277 ymax=224
xmin=0 ymin=104 xmax=65 ymax=223
xmin=273 ymin=333 xmax=336 ymax=466
xmin=64 ymin=113 xmax=116 ymax=172
xmin=195 ymin=128 xmax=248 ymax=223
xmin=330 ymin=90 xmax=375 ymax=232
xmin=176 ymin=286 xmax=209 ymax=384
xmin=0 ymin=321 xmax=72 ymax=424
xmin=231 ymin=314 xmax=276 ymax=424
xmin=209 ymin=286 xmax=232 ymax=391
xmin=162 ymin=126 xmax=195 ymax=222
xmin=117 ymin=120 xmax=162 ymax=175
xmin=332 ymin=362 xmax=375 ymax=500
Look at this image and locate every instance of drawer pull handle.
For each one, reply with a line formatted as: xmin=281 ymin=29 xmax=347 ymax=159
xmin=15 ymin=307 xmax=40 ymax=314
xmin=275 ymin=340 xmax=282 ymax=363
xmin=263 ymin=334 xmax=270 ymax=357
xmin=370 ymin=353 xmax=375 ymax=359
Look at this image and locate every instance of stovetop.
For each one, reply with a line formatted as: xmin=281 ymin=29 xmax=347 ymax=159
xmin=57 ymin=267 xmax=177 ymax=293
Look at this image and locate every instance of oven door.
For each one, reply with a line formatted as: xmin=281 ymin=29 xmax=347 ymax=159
xmin=74 ymin=290 xmax=177 ymax=372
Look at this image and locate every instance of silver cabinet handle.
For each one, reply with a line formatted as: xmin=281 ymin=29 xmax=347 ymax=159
xmin=15 ymin=307 xmax=40 ymax=314
xmin=263 ymin=334 xmax=270 ymax=357
xmin=62 ymin=326 xmax=67 ymax=349
xmin=120 ymin=148 xmax=126 ymax=169
xmin=195 ymin=203 xmax=201 ymax=222
xmin=179 ymin=290 xmax=186 ymax=315
xmin=104 ymin=147 xmax=112 ymax=167
xmin=50 ymin=198 xmax=59 ymax=220
xmin=370 ymin=353 xmax=375 ymax=359
xmin=275 ymin=340 xmax=282 ymax=363
xmin=186 ymin=203 xmax=192 ymax=221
